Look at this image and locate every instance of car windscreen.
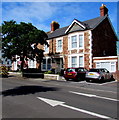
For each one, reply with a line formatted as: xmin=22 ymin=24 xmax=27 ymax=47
xmin=89 ymin=69 xmax=100 ymax=72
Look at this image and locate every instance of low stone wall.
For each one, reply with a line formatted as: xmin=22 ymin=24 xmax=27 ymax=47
xmin=44 ymin=74 xmax=65 ymax=80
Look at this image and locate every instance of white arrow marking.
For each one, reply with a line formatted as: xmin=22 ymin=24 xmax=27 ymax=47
xmin=37 ymin=97 xmax=65 ymax=107
xmin=69 ymin=91 xmax=119 ymax=102
xmin=37 ymin=97 xmax=113 ymax=119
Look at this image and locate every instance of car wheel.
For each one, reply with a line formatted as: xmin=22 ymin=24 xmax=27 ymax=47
xmin=110 ymin=75 xmax=114 ymax=81
xmin=99 ymin=77 xmax=104 ymax=83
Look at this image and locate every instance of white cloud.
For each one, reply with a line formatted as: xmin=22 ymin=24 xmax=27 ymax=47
xmin=2 ymin=2 xmax=83 ymax=31
xmin=34 ymin=23 xmax=50 ymax=32
xmin=2 ymin=2 xmax=57 ymax=24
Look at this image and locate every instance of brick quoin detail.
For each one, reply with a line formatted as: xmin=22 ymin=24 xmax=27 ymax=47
xmin=84 ymin=31 xmax=91 ymax=69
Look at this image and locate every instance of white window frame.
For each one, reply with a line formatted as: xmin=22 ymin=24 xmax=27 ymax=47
xmin=68 ymin=54 xmax=84 ymax=68
xmin=56 ymin=37 xmax=63 ymax=52
xmin=68 ymin=32 xmax=84 ymax=50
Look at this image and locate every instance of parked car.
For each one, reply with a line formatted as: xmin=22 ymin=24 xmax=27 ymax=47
xmin=64 ymin=67 xmax=88 ymax=81
xmin=85 ymin=68 xmax=114 ymax=82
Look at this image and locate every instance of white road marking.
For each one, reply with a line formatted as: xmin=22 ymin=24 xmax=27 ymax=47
xmin=69 ymin=91 xmax=119 ymax=102
xmin=37 ymin=97 xmax=114 ymax=119
xmin=37 ymin=97 xmax=65 ymax=107
xmin=86 ymin=81 xmax=117 ymax=86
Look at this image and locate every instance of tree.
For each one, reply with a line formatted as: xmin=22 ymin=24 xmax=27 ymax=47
xmin=2 ymin=20 xmax=48 ymax=71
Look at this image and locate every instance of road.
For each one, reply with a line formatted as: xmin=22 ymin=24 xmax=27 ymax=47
xmin=1 ymin=75 xmax=118 ymax=119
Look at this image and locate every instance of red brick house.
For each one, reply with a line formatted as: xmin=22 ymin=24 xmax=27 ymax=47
xmin=41 ymin=4 xmax=118 ymax=73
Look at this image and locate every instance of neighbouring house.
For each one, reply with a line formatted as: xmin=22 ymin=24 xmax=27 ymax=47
xmin=39 ymin=4 xmax=118 ymax=74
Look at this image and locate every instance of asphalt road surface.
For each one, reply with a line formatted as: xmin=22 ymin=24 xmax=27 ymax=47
xmin=1 ymin=75 xmax=118 ymax=119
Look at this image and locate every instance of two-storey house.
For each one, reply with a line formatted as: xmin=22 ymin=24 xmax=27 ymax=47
xmin=40 ymin=4 xmax=118 ymax=73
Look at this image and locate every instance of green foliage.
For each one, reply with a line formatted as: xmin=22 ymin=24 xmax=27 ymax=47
xmin=44 ymin=71 xmax=53 ymax=74
xmin=2 ymin=20 xmax=48 ymax=70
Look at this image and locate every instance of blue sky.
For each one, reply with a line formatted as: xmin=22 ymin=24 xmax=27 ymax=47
xmin=2 ymin=2 xmax=119 ymax=53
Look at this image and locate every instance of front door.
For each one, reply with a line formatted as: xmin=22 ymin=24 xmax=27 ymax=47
xmin=55 ymin=58 xmax=63 ymax=73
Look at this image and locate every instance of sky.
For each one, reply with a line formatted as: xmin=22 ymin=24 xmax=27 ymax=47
xmin=1 ymin=1 xmax=119 ymax=54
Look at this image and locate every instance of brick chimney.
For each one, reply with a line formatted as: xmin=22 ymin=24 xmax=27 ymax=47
xmin=100 ymin=4 xmax=108 ymax=16
xmin=51 ymin=21 xmax=60 ymax=32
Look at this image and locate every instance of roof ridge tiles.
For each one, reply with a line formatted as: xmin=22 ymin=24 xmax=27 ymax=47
xmin=47 ymin=15 xmax=107 ymax=39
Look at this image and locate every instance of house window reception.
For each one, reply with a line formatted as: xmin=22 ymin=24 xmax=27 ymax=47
xmin=42 ymin=58 xmax=51 ymax=71
xmin=69 ymin=55 xmax=84 ymax=67
xmin=79 ymin=56 xmax=83 ymax=67
xmin=71 ymin=56 xmax=77 ymax=67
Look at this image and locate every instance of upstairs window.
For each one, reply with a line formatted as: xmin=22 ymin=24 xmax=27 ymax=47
xmin=79 ymin=35 xmax=83 ymax=48
xmin=68 ymin=33 xmax=84 ymax=50
xmin=57 ymin=39 xmax=62 ymax=52
xmin=71 ymin=35 xmax=77 ymax=48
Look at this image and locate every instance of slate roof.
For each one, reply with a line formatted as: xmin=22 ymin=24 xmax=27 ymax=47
xmin=47 ymin=15 xmax=107 ymax=40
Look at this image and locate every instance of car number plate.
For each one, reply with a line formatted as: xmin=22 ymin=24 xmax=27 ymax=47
xmin=89 ymin=73 xmax=94 ymax=75
xmin=68 ymin=73 xmax=72 ymax=75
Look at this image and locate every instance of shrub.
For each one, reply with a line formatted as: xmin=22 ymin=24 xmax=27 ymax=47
xmin=44 ymin=71 xmax=53 ymax=74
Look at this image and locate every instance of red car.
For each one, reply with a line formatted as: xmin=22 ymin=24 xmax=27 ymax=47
xmin=64 ymin=67 xmax=88 ymax=81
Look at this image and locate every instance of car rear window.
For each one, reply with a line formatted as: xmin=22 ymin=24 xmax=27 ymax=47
xmin=77 ymin=68 xmax=87 ymax=72
xmin=66 ymin=68 xmax=75 ymax=72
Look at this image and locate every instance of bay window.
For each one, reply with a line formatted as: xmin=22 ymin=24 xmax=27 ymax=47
xmin=79 ymin=56 xmax=83 ymax=67
xmin=71 ymin=56 xmax=77 ymax=67
xmin=68 ymin=33 xmax=84 ymax=50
